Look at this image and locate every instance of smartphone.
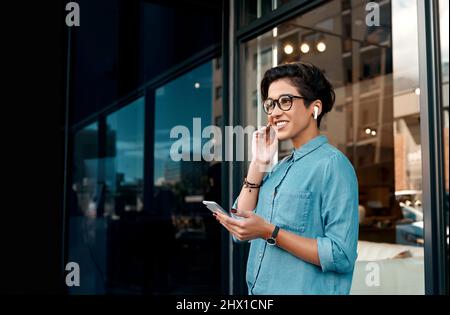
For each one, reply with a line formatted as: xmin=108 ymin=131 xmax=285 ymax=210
xmin=202 ymin=200 xmax=231 ymax=217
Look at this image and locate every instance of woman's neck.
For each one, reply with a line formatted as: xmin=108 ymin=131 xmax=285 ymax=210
xmin=291 ymin=125 xmax=320 ymax=149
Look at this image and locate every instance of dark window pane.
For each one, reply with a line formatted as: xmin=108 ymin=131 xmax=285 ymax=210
xmin=69 ymin=122 xmax=106 ymax=294
xmin=105 ymin=97 xmax=145 ymax=215
xmin=153 ymin=59 xmax=223 ymax=294
xmin=68 ymin=97 xmax=145 ymax=294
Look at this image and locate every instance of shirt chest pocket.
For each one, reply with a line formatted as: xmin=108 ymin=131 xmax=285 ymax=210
xmin=272 ymin=191 xmax=311 ymax=233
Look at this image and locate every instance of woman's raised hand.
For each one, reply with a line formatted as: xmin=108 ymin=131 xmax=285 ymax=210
xmin=251 ymin=124 xmax=278 ymax=166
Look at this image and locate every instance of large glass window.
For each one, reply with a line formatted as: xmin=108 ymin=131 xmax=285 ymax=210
xmin=240 ymin=0 xmax=425 ymax=294
xmin=68 ymin=56 xmax=224 ymax=294
xmin=153 ymin=59 xmax=223 ymax=294
xmin=68 ymin=98 xmax=145 ymax=294
xmin=68 ymin=122 xmax=106 ymax=294
xmin=104 ymin=98 xmax=145 ymax=294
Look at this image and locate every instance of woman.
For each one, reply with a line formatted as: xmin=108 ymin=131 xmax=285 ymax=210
xmin=214 ymin=62 xmax=359 ymax=295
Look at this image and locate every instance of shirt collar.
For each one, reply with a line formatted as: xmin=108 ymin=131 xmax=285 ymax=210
xmin=291 ymin=135 xmax=328 ymax=161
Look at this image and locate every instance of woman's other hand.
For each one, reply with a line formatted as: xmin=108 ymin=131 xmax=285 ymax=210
xmin=214 ymin=209 xmax=273 ymax=241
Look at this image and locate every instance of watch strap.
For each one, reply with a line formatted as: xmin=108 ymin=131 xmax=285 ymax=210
xmin=271 ymin=225 xmax=280 ymax=239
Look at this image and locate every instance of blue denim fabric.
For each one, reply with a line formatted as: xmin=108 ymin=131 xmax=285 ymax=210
xmin=232 ymin=135 xmax=359 ymax=295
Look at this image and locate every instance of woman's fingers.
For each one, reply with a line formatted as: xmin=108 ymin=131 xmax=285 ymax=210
xmin=252 ymin=125 xmax=278 ymax=164
xmin=215 ymin=213 xmax=245 ymax=238
xmin=217 ymin=216 xmax=241 ymax=238
xmin=217 ymin=213 xmax=244 ymax=228
xmin=222 ymin=220 xmax=241 ymax=235
xmin=265 ymin=125 xmax=272 ymax=146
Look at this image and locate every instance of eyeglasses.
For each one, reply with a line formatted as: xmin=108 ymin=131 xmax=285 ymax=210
xmin=262 ymin=94 xmax=308 ymax=115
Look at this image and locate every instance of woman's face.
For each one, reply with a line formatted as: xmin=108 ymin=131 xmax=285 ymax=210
xmin=267 ymin=79 xmax=316 ymax=142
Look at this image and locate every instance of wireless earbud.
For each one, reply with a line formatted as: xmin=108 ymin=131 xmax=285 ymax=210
xmin=313 ymin=106 xmax=319 ymax=120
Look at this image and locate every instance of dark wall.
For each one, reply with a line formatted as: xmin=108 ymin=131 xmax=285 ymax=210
xmin=71 ymin=0 xmax=222 ymax=127
xmin=71 ymin=0 xmax=121 ymax=126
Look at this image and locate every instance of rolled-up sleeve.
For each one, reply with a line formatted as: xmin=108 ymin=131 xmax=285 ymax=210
xmin=317 ymin=153 xmax=359 ymax=274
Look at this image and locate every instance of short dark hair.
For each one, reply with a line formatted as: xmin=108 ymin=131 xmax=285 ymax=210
xmin=260 ymin=62 xmax=335 ymax=128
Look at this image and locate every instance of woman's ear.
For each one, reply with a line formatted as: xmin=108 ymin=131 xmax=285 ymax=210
xmin=313 ymin=106 xmax=319 ymax=120
xmin=312 ymin=101 xmax=322 ymax=120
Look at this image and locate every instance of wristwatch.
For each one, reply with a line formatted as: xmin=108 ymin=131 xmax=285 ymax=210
xmin=266 ymin=225 xmax=280 ymax=246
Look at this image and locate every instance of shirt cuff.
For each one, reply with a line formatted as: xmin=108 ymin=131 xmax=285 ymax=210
xmin=317 ymin=236 xmax=335 ymax=273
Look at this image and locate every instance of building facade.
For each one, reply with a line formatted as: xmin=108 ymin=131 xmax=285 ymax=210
xmin=64 ymin=0 xmax=449 ymax=295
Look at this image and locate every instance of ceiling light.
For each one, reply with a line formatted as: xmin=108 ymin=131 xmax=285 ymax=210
xmin=316 ymin=34 xmax=327 ymax=53
xmin=284 ymin=44 xmax=294 ymax=55
xmin=300 ymin=43 xmax=310 ymax=53
xmin=316 ymin=41 xmax=326 ymax=52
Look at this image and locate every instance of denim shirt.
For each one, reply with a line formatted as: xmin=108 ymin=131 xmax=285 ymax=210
xmin=232 ymin=135 xmax=359 ymax=295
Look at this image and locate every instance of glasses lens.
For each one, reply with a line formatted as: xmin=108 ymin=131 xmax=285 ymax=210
xmin=263 ymin=99 xmax=274 ymax=114
xmin=279 ymin=96 xmax=292 ymax=110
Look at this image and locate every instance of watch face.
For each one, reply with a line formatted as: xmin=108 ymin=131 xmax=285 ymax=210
xmin=267 ymin=238 xmax=276 ymax=245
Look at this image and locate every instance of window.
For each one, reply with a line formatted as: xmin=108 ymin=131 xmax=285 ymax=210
xmin=68 ymin=97 xmax=145 ymax=294
xmin=153 ymin=59 xmax=223 ymax=294
xmin=68 ymin=122 xmax=105 ymax=294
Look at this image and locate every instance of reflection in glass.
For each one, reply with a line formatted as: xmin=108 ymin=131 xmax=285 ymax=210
xmin=240 ymin=0 xmax=425 ymax=294
xmin=105 ymin=98 xmax=145 ymax=217
xmin=154 ymin=59 xmax=223 ymax=294
xmin=69 ymin=122 xmax=107 ymax=294
xmin=68 ymin=58 xmax=223 ymax=294
xmin=68 ymin=97 xmax=145 ymax=294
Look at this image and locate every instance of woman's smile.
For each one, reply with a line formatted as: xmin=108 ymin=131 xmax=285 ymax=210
xmin=274 ymin=120 xmax=289 ymax=131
